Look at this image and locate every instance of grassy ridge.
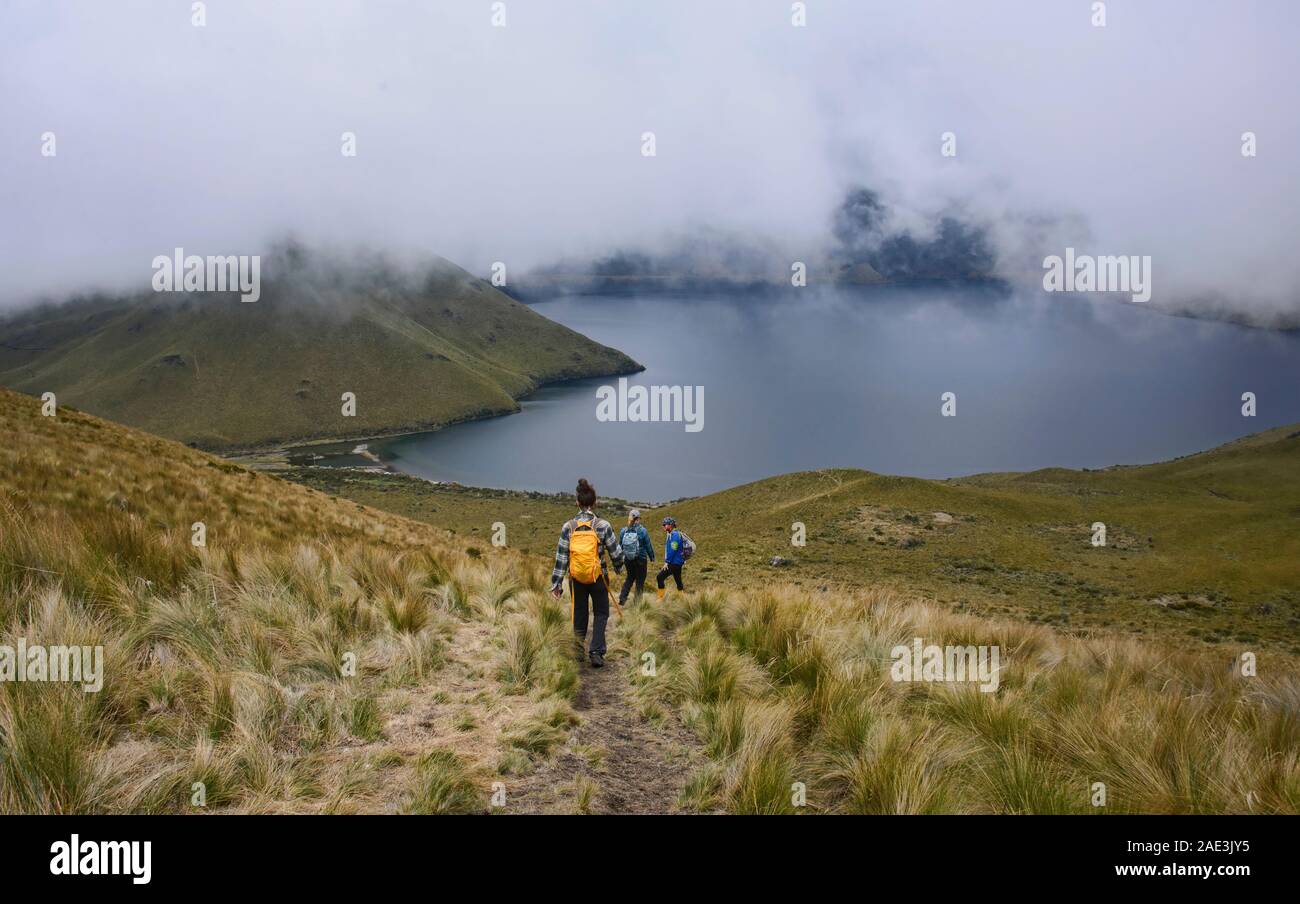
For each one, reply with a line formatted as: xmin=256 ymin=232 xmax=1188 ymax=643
xmin=667 ymin=426 xmax=1300 ymax=651
xmin=0 ymin=255 xmax=640 ymax=450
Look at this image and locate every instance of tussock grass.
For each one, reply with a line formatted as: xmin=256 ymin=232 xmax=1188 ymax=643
xmin=501 ymin=698 xmax=580 ymax=760
xmin=572 ymin=775 xmax=598 ymax=814
xmin=403 ymin=749 xmax=482 ymax=815
xmin=669 ymin=636 xmax=769 ymax=705
xmin=0 ymin=388 xmax=563 ymax=813
xmin=628 ymin=584 xmax=1300 ymax=814
xmin=496 ymin=592 xmax=578 ymax=700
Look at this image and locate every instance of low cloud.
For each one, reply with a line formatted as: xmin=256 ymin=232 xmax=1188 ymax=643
xmin=1 ymin=1 xmax=1296 ymax=326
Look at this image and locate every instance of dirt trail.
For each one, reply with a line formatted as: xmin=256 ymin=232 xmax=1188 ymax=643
xmin=507 ymin=654 xmax=704 ymax=814
xmin=765 ymin=473 xmax=869 ymax=515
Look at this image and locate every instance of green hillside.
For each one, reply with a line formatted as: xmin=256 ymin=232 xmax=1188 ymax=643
xmin=284 ymin=424 xmax=1300 ymax=652
xmin=0 ymin=252 xmax=640 ymax=450
xmin=666 ymin=426 xmax=1300 ymax=650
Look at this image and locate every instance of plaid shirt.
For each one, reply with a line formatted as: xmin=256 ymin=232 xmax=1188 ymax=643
xmin=550 ymin=509 xmax=625 ymax=589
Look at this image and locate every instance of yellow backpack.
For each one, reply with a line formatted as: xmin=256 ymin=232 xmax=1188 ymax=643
xmin=568 ymin=517 xmax=603 ymax=584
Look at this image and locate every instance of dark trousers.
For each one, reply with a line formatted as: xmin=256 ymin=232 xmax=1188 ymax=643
xmin=619 ymin=557 xmax=648 ymax=604
xmin=656 ymin=563 xmax=684 ymax=590
xmin=571 ymin=577 xmax=610 ymax=656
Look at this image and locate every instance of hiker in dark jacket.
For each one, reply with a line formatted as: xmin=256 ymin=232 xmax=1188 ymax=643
xmin=656 ymin=516 xmax=689 ymax=600
xmin=550 ymin=478 xmax=623 ymax=667
xmin=617 ymin=509 xmax=655 ymax=606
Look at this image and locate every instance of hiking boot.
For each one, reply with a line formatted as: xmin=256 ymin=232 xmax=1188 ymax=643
xmin=590 ymin=652 xmax=605 ymax=668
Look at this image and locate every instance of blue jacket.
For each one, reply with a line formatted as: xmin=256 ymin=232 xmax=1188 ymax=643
xmin=664 ymin=529 xmax=687 ymax=566
xmin=619 ymin=523 xmax=655 ymax=561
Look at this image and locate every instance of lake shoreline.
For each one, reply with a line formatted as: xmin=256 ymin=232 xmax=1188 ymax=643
xmin=221 ymin=360 xmax=645 ymax=465
xmin=268 ymin=418 xmax=1299 ymax=513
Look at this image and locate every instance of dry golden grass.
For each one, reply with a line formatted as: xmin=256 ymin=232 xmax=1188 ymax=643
xmin=618 ymin=585 xmax=1300 ymax=814
xmin=0 ymin=388 xmax=575 ymax=813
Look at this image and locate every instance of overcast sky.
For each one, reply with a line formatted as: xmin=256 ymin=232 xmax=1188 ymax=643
xmin=2 ymin=0 xmax=1298 ymax=320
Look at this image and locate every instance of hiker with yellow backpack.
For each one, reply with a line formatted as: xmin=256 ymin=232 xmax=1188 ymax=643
xmin=549 ymin=478 xmax=625 ymax=668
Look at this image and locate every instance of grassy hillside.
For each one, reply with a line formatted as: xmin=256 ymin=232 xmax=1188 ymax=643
xmin=666 ymin=426 xmax=1300 ymax=652
xmin=282 ymin=424 xmax=1300 ymax=653
xmin=0 ymin=386 xmax=588 ymax=813
xmin=282 ymin=465 xmax=1300 ymax=815
xmin=0 ymin=250 xmax=640 ymax=450
xmin=4 ymin=389 xmax=1297 ymax=814
xmin=614 ymin=583 xmax=1298 ymax=814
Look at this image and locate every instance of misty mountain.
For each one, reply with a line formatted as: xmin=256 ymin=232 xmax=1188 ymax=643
xmin=513 ymin=187 xmax=1000 ymax=298
xmin=830 ymin=188 xmax=998 ymax=282
xmin=0 ymin=247 xmax=641 ymax=450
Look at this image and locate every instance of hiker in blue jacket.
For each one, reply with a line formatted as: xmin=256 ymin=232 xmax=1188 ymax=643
xmin=617 ymin=509 xmax=655 ymax=606
xmin=656 ymin=516 xmax=689 ymax=600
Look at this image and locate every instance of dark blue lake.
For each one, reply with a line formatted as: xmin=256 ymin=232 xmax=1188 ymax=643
xmin=307 ymin=290 xmax=1300 ymax=501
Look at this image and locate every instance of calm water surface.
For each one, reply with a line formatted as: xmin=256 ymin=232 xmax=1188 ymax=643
xmin=304 ymin=290 xmax=1300 ymax=500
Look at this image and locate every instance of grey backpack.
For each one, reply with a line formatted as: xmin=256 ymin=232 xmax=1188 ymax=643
xmin=620 ymin=527 xmax=642 ymax=559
